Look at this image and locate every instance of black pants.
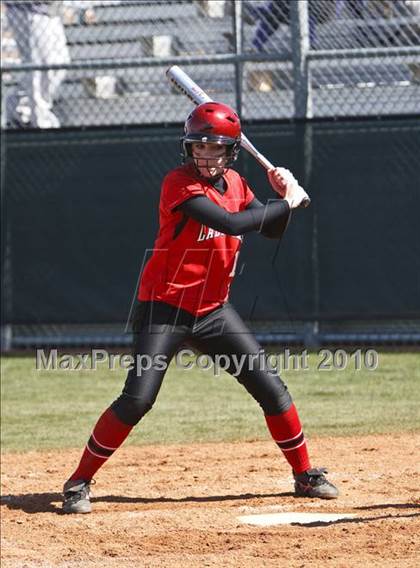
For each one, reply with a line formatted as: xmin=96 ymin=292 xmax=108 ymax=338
xmin=111 ymin=301 xmax=292 ymax=425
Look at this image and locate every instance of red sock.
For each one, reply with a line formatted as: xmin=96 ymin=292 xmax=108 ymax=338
xmin=265 ymin=403 xmax=311 ymax=475
xmin=69 ymin=407 xmax=133 ymax=481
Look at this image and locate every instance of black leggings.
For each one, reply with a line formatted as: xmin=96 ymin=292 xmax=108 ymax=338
xmin=111 ymin=301 xmax=292 ymax=425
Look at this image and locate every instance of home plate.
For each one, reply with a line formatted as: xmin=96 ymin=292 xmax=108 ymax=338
xmin=238 ymin=512 xmax=356 ymax=526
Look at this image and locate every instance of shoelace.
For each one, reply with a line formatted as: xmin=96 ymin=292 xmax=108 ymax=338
xmin=296 ymin=468 xmax=329 ymax=486
xmin=65 ymin=479 xmax=95 ymax=499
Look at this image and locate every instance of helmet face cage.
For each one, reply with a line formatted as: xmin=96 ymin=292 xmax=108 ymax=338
xmin=182 ymin=135 xmax=241 ymax=175
xmin=180 ymin=102 xmax=242 ymax=178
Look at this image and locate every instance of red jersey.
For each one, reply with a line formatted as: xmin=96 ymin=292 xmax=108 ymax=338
xmin=138 ymin=163 xmax=255 ymax=316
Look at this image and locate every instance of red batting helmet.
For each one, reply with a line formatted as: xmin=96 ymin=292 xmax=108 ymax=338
xmin=181 ymin=102 xmax=242 ymax=168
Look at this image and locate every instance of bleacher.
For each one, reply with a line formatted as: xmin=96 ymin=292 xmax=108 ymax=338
xmin=1 ymin=0 xmax=419 ymax=127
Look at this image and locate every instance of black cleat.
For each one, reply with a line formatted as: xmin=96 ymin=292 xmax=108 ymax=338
xmin=294 ymin=467 xmax=339 ymax=499
xmin=62 ymin=479 xmax=94 ymax=513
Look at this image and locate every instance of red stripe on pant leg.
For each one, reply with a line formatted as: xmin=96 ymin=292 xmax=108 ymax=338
xmin=69 ymin=407 xmax=133 ymax=482
xmin=265 ymin=403 xmax=311 ymax=474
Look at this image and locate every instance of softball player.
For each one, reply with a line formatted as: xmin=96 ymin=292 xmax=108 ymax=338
xmin=63 ymin=102 xmax=338 ymax=513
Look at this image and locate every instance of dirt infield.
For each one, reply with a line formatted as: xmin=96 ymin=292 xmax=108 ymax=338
xmin=1 ymin=433 xmax=419 ymax=567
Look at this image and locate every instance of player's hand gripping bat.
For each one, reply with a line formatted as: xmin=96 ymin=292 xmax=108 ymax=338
xmin=166 ymin=65 xmax=311 ymax=209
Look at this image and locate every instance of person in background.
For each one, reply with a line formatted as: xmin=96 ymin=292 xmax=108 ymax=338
xmin=4 ymin=0 xmax=70 ymax=128
xmin=250 ymin=0 xmax=337 ymax=51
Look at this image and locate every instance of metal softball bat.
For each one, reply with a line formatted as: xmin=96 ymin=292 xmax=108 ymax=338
xmin=166 ymin=65 xmax=311 ymax=208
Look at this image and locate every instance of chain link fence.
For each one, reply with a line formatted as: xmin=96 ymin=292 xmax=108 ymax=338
xmin=2 ymin=118 xmax=420 ymax=349
xmin=1 ymin=0 xmax=420 ymax=128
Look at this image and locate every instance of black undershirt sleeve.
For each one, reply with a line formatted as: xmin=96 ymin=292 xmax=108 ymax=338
xmin=246 ymin=196 xmax=292 ymax=239
xmin=177 ymin=195 xmax=291 ymax=239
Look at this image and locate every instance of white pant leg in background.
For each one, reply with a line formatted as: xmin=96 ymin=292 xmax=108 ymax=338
xmin=30 ymin=13 xmax=70 ymax=128
xmin=5 ymin=7 xmax=33 ymax=126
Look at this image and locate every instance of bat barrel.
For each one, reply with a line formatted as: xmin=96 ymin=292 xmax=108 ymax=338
xmin=166 ymin=65 xmax=211 ymax=105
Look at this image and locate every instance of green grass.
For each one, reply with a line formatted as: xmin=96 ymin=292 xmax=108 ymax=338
xmin=1 ymin=351 xmax=420 ymax=452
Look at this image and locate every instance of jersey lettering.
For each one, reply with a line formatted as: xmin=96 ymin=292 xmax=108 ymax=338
xmin=197 ymin=225 xmax=243 ymax=243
